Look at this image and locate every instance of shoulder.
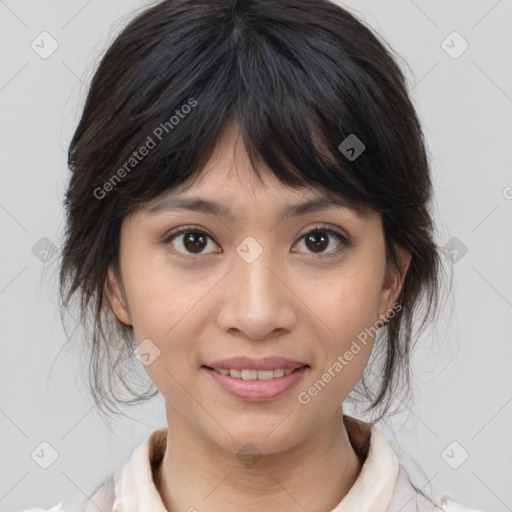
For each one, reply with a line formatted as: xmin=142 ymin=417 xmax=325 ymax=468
xmin=18 ymin=427 xmax=165 ymax=512
xmin=388 ymin=464 xmax=484 ymax=512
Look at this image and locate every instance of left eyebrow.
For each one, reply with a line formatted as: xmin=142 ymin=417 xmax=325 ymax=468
xmin=146 ymin=194 xmax=370 ymax=220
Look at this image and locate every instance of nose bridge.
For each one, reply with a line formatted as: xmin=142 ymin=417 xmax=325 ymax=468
xmin=216 ymin=234 xmax=296 ymax=339
xmin=234 ymin=234 xmax=279 ymax=306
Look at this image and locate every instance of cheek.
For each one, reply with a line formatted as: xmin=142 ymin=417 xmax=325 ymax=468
xmin=299 ymin=267 xmax=384 ymax=395
xmin=304 ymin=266 xmax=384 ymax=341
xmin=296 ymin=277 xmax=380 ymax=416
xmin=124 ymin=275 xmax=176 ymax=340
xmin=294 ymin=233 xmax=386 ymax=339
xmin=119 ymin=249 xmax=216 ymax=377
xmin=122 ymin=264 xmax=204 ymax=393
xmin=119 ymin=242 xmax=194 ymax=336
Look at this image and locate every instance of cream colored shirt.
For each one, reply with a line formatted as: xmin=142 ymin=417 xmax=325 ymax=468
xmin=22 ymin=415 xmax=481 ymax=512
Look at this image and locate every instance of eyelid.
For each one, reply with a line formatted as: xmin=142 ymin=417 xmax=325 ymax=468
xmin=296 ymin=223 xmax=349 ymax=243
xmin=161 ymin=225 xmax=219 ymax=260
xmin=162 ymin=223 xmax=350 ymax=259
xmin=293 ymin=223 xmax=350 ymax=258
xmin=162 ymin=225 xmax=215 ymax=244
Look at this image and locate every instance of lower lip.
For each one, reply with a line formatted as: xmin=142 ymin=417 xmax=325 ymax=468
xmin=203 ymin=366 xmax=309 ymax=402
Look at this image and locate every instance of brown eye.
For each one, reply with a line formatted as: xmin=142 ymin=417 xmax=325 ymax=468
xmin=182 ymin=232 xmax=208 ymax=253
xmin=304 ymin=232 xmax=329 ymax=253
xmin=164 ymin=227 xmax=219 ymax=257
xmin=163 ymin=224 xmax=349 ymax=260
xmin=295 ymin=226 xmax=348 ymax=258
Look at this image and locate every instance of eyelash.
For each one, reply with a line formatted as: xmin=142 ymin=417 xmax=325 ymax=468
xmin=162 ymin=224 xmax=349 ymax=260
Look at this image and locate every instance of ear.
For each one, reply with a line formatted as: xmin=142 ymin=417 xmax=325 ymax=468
xmin=104 ymin=264 xmax=133 ymax=326
xmin=378 ymin=244 xmax=411 ymax=322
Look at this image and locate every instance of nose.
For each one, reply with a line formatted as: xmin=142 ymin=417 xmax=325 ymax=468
xmin=215 ymin=241 xmax=297 ymax=341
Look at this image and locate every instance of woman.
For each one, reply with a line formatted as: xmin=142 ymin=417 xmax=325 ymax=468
xmin=24 ymin=0 xmax=481 ymax=510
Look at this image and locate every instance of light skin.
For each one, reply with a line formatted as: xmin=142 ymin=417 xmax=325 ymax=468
xmin=106 ymin=121 xmax=411 ymax=512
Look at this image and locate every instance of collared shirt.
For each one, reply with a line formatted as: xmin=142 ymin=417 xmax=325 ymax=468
xmin=22 ymin=415 xmax=481 ymax=512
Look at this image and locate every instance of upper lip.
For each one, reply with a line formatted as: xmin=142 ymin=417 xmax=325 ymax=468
xmin=203 ymin=357 xmax=308 ymax=371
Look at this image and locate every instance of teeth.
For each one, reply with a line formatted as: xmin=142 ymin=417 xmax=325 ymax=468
xmin=212 ymin=367 xmax=299 ymax=380
xmin=241 ymin=369 xmax=258 ymax=380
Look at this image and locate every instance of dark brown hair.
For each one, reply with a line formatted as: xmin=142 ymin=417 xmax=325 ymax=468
xmin=58 ymin=0 xmax=450 ymax=422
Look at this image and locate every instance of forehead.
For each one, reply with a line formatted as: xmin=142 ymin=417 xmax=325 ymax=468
xmin=144 ymin=119 xmax=374 ymax=221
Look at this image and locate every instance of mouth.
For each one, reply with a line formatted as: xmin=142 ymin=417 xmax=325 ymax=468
xmin=201 ymin=364 xmax=310 ymax=402
xmin=201 ymin=365 xmax=309 ymax=380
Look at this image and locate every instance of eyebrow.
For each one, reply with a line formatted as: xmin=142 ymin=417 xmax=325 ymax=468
xmin=146 ymin=194 xmax=369 ymax=220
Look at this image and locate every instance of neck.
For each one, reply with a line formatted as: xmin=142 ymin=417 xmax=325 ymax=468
xmin=154 ymin=409 xmax=365 ymax=512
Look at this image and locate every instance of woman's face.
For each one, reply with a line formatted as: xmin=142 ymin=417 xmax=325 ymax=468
xmin=106 ymin=123 xmax=410 ymax=455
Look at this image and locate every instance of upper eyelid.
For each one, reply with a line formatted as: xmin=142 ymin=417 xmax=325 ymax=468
xmin=164 ymin=224 xmax=349 ymax=247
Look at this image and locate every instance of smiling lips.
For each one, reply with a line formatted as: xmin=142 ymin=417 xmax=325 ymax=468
xmin=203 ymin=356 xmax=308 ymax=380
xmin=204 ymin=356 xmax=308 ymax=371
xmin=202 ymin=356 xmax=310 ymax=401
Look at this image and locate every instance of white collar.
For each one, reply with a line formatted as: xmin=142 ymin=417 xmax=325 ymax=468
xmin=111 ymin=414 xmax=402 ymax=512
xmin=331 ymin=423 xmax=399 ymax=510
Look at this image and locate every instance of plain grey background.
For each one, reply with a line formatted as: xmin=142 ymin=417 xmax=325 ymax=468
xmin=1 ymin=0 xmax=511 ymax=511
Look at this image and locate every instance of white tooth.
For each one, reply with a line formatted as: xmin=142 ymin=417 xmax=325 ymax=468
xmin=257 ymin=370 xmax=275 ymax=380
xmin=229 ymin=369 xmax=241 ymax=378
xmin=222 ymin=368 xmax=297 ymax=379
xmin=241 ymin=369 xmax=258 ymax=380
